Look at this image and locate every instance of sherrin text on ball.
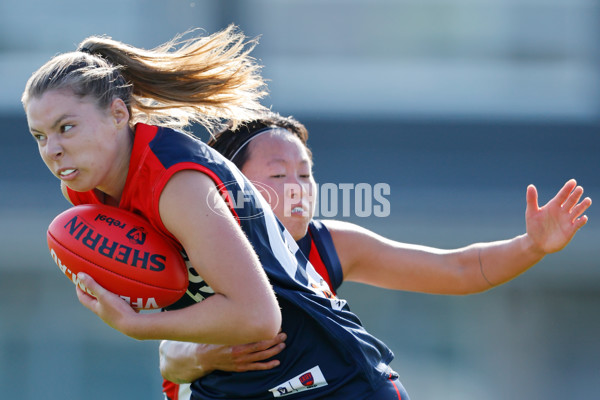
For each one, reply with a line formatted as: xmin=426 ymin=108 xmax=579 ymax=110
xmin=47 ymin=204 xmax=188 ymax=309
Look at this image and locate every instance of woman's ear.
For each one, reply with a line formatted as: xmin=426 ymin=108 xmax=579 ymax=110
xmin=110 ymin=98 xmax=130 ymax=129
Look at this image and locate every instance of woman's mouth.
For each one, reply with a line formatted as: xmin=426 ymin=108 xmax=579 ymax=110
xmin=58 ymin=168 xmax=77 ymax=179
xmin=290 ymin=206 xmax=305 ymax=216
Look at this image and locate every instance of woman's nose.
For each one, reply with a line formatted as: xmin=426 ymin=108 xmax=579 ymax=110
xmin=285 ymin=178 xmax=303 ymax=199
xmin=45 ymin=137 xmax=64 ymax=160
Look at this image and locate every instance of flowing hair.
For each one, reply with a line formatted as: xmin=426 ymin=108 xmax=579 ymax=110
xmin=22 ymin=25 xmax=269 ymax=133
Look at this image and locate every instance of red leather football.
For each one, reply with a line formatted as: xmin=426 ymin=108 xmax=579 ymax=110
xmin=47 ymin=204 xmax=188 ymax=310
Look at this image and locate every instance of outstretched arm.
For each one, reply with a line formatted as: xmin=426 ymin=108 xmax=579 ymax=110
xmin=330 ymin=179 xmax=591 ymax=295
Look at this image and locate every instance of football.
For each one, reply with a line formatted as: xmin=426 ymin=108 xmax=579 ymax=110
xmin=47 ymin=204 xmax=188 ymax=310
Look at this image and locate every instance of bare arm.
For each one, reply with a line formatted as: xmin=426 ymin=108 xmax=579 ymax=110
xmin=329 ymin=180 xmax=591 ymax=295
xmin=76 ymin=170 xmax=281 ymax=343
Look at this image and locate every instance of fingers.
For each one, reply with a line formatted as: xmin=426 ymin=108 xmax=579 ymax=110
xmin=238 ymin=359 xmax=281 ymax=372
xmin=76 ymin=284 xmax=97 ymax=311
xmin=573 ymin=214 xmax=589 ymax=230
xmin=532 ymin=179 xmax=591 ymax=214
xmin=243 ymin=341 xmax=286 ymax=363
xmin=75 ymin=273 xmax=98 ymax=308
xmin=570 ymin=196 xmax=592 ymax=222
xmin=554 ymin=180 xmax=591 ymax=222
xmin=74 ymin=273 xmax=112 ymax=312
xmin=232 ymin=332 xmax=287 ymax=356
xmin=561 ymin=184 xmax=583 ymax=212
xmin=552 ymin=179 xmax=578 ymax=207
xmin=77 ymin=272 xmax=101 ymax=295
xmin=548 ymin=180 xmax=591 ymax=232
xmin=525 ymin=184 xmax=539 ymax=215
xmin=230 ymin=333 xmax=287 ymax=371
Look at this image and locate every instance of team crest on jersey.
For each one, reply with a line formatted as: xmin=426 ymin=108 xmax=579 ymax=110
xmin=299 ymin=372 xmax=314 ymax=386
xmin=269 ymin=366 xmax=327 ymax=397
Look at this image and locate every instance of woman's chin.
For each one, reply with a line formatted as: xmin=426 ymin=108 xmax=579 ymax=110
xmin=284 ymin=221 xmax=310 ymax=241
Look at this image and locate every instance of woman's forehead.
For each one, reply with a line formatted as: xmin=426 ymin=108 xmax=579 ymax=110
xmin=27 ymin=89 xmax=99 ymax=126
xmin=249 ymin=129 xmax=304 ymax=150
xmin=248 ymin=131 xmax=309 ymax=161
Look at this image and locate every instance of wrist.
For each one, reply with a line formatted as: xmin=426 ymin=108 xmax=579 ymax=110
xmin=519 ymin=233 xmax=546 ymax=260
xmin=194 ymin=343 xmax=213 ymax=376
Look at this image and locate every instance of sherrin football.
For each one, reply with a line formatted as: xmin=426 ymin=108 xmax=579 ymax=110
xmin=47 ymin=204 xmax=188 ymax=310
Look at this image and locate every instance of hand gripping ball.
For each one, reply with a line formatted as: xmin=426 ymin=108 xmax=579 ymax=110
xmin=47 ymin=204 xmax=188 ymax=310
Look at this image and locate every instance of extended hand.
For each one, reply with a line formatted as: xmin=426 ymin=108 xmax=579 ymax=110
xmin=525 ymin=179 xmax=592 ymax=254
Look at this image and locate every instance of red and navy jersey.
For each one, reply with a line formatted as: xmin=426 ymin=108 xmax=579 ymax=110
xmin=297 ymin=219 xmax=344 ymax=295
xmin=163 ymin=220 xmax=347 ymax=400
xmin=68 ymin=124 xmax=395 ymax=399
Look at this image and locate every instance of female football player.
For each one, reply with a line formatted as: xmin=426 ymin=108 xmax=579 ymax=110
xmin=23 ymin=27 xmax=416 ymax=399
xmin=159 ymin=112 xmax=591 ymax=400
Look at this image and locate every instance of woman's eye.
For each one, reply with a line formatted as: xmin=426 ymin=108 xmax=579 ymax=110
xmin=61 ymin=124 xmax=73 ymax=133
xmin=271 ymin=174 xmax=285 ymax=178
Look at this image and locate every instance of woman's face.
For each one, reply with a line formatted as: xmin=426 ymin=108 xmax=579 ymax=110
xmin=25 ymin=88 xmax=131 ymax=199
xmin=241 ymin=130 xmax=316 ymax=240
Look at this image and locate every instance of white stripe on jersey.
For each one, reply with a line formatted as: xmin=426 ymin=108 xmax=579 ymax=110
xmin=261 ymin=193 xmax=347 ymax=311
xmin=178 ymin=383 xmax=191 ymax=400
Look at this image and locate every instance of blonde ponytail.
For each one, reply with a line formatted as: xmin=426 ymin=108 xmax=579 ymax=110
xmin=23 ymin=25 xmax=269 ymax=133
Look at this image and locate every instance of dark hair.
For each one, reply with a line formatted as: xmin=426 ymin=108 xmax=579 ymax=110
xmin=208 ymin=112 xmax=311 ymax=169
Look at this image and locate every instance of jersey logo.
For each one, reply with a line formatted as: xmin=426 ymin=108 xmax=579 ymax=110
xmin=269 ymin=366 xmax=327 ymax=397
xmin=299 ymin=372 xmax=314 ymax=386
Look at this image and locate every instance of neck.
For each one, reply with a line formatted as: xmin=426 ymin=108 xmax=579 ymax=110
xmin=96 ymin=126 xmax=134 ymax=205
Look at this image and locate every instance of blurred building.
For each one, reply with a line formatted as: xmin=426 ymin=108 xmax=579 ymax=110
xmin=0 ymin=1 xmax=598 ymax=399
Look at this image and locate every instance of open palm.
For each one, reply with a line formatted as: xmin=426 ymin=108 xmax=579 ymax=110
xmin=525 ymin=179 xmax=592 ymax=254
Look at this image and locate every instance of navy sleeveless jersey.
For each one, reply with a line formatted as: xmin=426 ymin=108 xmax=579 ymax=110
xmin=163 ymin=220 xmax=354 ymax=400
xmin=68 ymin=124 xmax=396 ymax=399
xmin=296 ymin=220 xmax=344 ymax=294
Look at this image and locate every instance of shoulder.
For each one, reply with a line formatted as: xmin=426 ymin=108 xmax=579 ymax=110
xmin=310 ymin=219 xmax=371 ymax=249
xmin=318 ymin=219 xmax=390 ymax=274
xmin=318 ymin=219 xmax=371 ymax=238
xmin=132 ymin=124 xmax=237 ymax=192
xmin=314 ymin=219 xmax=367 ymax=269
xmin=141 ymin=125 xmax=236 ymax=179
xmin=142 ymin=125 xmax=206 ymax=162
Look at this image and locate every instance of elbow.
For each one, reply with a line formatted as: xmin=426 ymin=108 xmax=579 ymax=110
xmin=240 ymin=299 xmax=281 ymax=343
xmin=451 ymin=265 xmax=496 ymax=296
xmin=437 ymin=263 xmax=486 ymax=296
xmin=158 ymin=340 xmax=179 ymax=383
xmin=449 ymin=274 xmax=485 ymax=296
xmin=158 ymin=341 xmax=171 ymax=380
xmin=248 ymin=305 xmax=282 ymax=342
